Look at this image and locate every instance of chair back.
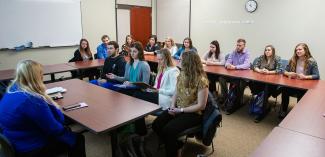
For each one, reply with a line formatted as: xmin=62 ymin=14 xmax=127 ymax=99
xmin=280 ymin=59 xmax=289 ymax=73
xmin=250 ymin=57 xmax=259 ymax=69
xmin=201 ymin=92 xmax=222 ymax=146
xmin=0 ymin=133 xmax=15 ymax=157
xmin=94 ymin=53 xmax=98 ymax=59
xmin=225 ymin=53 xmax=230 ymax=61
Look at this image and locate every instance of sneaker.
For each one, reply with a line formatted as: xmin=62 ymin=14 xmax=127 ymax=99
xmin=254 ymin=115 xmax=262 ymax=123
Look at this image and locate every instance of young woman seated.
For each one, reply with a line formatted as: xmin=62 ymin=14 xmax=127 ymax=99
xmin=279 ymin=43 xmax=320 ymax=118
xmin=69 ymin=38 xmax=98 ymax=80
xmin=152 ymin=51 xmax=209 ymax=157
xmin=0 ymin=60 xmax=86 ymax=157
xmin=144 ymin=35 xmax=160 ymax=55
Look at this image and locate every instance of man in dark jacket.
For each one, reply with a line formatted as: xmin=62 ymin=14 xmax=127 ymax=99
xmin=90 ymin=41 xmax=126 ymax=87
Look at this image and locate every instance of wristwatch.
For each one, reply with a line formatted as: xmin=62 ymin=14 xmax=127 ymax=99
xmin=180 ymin=108 xmax=184 ymax=113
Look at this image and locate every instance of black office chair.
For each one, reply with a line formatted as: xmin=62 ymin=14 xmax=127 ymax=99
xmin=94 ymin=53 xmax=98 ymax=59
xmin=177 ymin=92 xmax=222 ymax=157
xmin=0 ymin=133 xmax=15 ymax=157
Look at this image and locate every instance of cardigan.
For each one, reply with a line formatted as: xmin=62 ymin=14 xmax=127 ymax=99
xmin=115 ymin=61 xmax=151 ymax=84
xmin=173 ymin=47 xmax=197 ymax=60
xmin=69 ymin=49 xmax=93 ymax=62
xmin=285 ymin=57 xmax=320 ymax=79
xmin=0 ymin=84 xmax=76 ymax=153
xmin=253 ymin=55 xmax=282 ymax=73
xmin=153 ymin=67 xmax=180 ymax=110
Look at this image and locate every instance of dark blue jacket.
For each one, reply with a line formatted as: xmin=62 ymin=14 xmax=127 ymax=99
xmin=0 ymin=84 xmax=76 ymax=153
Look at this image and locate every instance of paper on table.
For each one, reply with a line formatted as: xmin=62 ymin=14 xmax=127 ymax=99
xmin=46 ymin=87 xmax=67 ymax=94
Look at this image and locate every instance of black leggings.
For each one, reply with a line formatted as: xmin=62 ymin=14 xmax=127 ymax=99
xmin=152 ymin=111 xmax=202 ymax=157
xmin=17 ymin=133 xmax=86 ymax=157
xmin=281 ymin=87 xmax=306 ymax=112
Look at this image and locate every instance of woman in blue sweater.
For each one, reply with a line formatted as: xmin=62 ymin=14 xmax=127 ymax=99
xmin=173 ymin=37 xmax=197 ymax=60
xmin=108 ymin=41 xmax=151 ymax=87
xmin=0 ymin=60 xmax=85 ymax=157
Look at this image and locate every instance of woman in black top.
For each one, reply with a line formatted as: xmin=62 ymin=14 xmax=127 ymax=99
xmin=144 ymin=35 xmax=160 ymax=55
xmin=69 ymin=38 xmax=98 ymax=80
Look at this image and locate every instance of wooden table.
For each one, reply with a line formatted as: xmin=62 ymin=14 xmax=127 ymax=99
xmin=0 ymin=63 xmax=77 ymax=82
xmin=144 ymin=54 xmax=320 ymax=90
xmin=0 ymin=69 xmax=15 ymax=81
xmin=43 ymin=64 xmax=78 ymax=81
xmin=66 ymin=59 xmax=105 ymax=69
xmin=251 ymin=127 xmax=325 ymax=157
xmin=279 ymin=87 xmax=325 ymax=139
xmin=46 ymin=79 xmax=160 ymax=156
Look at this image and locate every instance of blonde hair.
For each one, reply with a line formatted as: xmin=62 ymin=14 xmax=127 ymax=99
xmin=181 ymin=51 xmax=207 ymax=88
xmin=8 ymin=60 xmax=59 ymax=108
xmin=164 ymin=37 xmax=175 ymax=48
xmin=157 ymin=48 xmax=175 ymax=76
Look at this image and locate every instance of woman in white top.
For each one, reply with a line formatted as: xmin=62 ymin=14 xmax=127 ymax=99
xmin=164 ymin=37 xmax=178 ymax=56
xmin=154 ymin=48 xmax=180 ymax=109
xmin=201 ymin=40 xmax=225 ymax=96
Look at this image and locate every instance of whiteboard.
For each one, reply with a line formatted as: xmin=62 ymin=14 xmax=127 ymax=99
xmin=0 ymin=0 xmax=82 ymax=49
xmin=157 ymin=0 xmax=190 ymax=43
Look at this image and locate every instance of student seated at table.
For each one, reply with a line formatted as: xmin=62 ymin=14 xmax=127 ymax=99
xmin=279 ymin=43 xmax=320 ymax=119
xmin=121 ymin=35 xmax=134 ymax=57
xmin=90 ymin=41 xmax=126 ymax=88
xmin=152 ymin=51 xmax=209 ymax=157
xmin=69 ymin=38 xmax=98 ymax=80
xmin=164 ymin=37 xmax=178 ymax=56
xmin=107 ymin=41 xmax=151 ymax=95
xmin=219 ymin=38 xmax=250 ymax=114
xmin=201 ymin=40 xmax=225 ymax=97
xmin=144 ymin=35 xmax=160 ymax=55
xmin=0 ymin=60 xmax=86 ymax=157
xmin=96 ymin=35 xmax=110 ymax=59
xmin=133 ymin=48 xmax=180 ymax=108
xmin=249 ymin=45 xmax=282 ymax=122
xmin=173 ymin=37 xmax=197 ymax=60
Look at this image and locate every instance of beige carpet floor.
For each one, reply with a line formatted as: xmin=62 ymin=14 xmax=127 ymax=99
xmin=70 ymin=81 xmax=297 ymax=157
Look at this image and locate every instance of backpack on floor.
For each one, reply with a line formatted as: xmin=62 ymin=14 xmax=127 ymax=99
xmin=224 ymin=83 xmax=239 ymax=111
xmin=249 ymin=91 xmax=265 ymax=115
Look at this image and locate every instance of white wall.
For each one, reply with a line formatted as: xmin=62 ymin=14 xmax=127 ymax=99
xmin=191 ymin=0 xmax=325 ymax=78
xmin=117 ymin=0 xmax=151 ymax=7
xmin=117 ymin=9 xmax=131 ymax=48
xmin=156 ymin=0 xmax=190 ymax=43
xmin=0 ymin=0 xmax=116 ymax=70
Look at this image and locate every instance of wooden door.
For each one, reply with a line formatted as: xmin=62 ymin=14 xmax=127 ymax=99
xmin=130 ymin=7 xmax=152 ymax=48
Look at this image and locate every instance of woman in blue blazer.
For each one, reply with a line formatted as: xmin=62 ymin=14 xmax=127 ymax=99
xmin=0 ymin=60 xmax=86 ymax=157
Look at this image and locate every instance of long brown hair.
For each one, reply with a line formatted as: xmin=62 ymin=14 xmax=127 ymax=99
xmin=263 ymin=45 xmax=276 ymax=61
xmin=208 ymin=40 xmax=221 ymax=60
xmin=289 ymin=43 xmax=313 ymax=72
xmin=8 ymin=60 xmax=59 ymax=108
xmin=182 ymin=37 xmax=193 ymax=49
xmin=130 ymin=42 xmax=145 ymax=65
xmin=181 ymin=51 xmax=207 ymax=88
xmin=157 ymin=48 xmax=175 ymax=76
xmin=125 ymin=35 xmax=134 ymax=46
xmin=79 ymin=38 xmax=92 ymax=58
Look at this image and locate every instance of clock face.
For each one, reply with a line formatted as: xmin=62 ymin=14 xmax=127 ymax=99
xmin=245 ymin=0 xmax=258 ymax=13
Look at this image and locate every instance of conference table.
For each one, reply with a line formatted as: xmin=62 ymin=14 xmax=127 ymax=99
xmin=66 ymin=59 xmax=105 ymax=69
xmin=250 ymin=127 xmax=325 ymax=157
xmin=143 ymin=54 xmax=325 ymax=157
xmin=0 ymin=63 xmax=78 ymax=82
xmin=46 ymin=79 xmax=160 ymax=157
xmin=279 ymin=86 xmax=325 ymax=140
